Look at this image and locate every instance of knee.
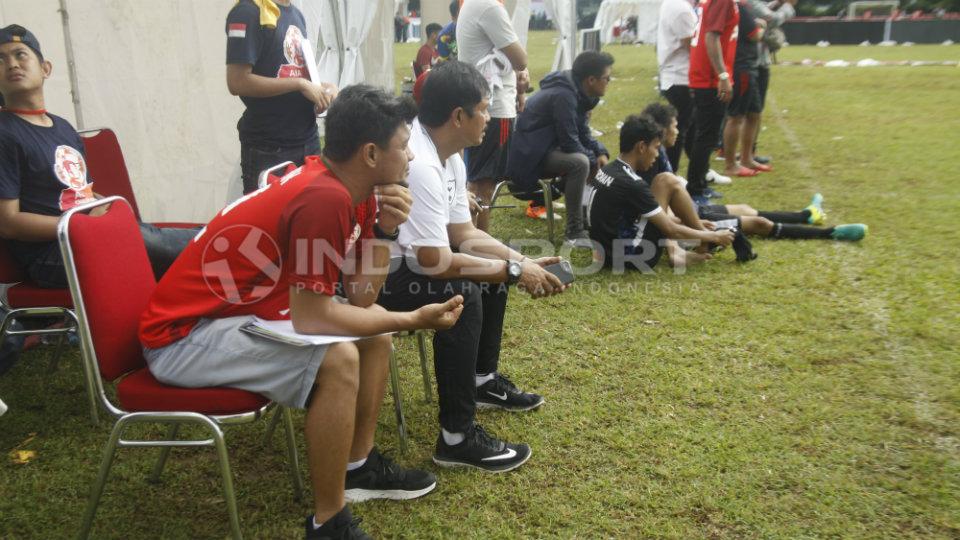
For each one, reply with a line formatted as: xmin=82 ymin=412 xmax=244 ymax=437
xmin=572 ymin=153 xmax=590 ymax=174
xmin=746 ymin=217 xmax=774 ymax=235
xmin=655 ymin=172 xmax=684 ymax=191
xmin=730 ymin=204 xmax=757 ymax=216
xmin=317 ymin=341 xmax=360 ymax=392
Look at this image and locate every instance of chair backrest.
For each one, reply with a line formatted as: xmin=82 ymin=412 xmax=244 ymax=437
xmin=58 ymin=197 xmax=155 ymax=382
xmin=78 ymin=128 xmax=143 ymax=221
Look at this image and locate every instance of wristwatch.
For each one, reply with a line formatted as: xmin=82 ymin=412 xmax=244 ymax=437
xmin=505 ymin=260 xmax=522 ymax=286
xmin=718 ymin=72 xmax=730 ymax=81
xmin=373 ymin=222 xmax=399 ymax=241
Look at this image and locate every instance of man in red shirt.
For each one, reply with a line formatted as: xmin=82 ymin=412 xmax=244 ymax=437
xmin=686 ymin=0 xmax=740 ymax=206
xmin=139 ymin=86 xmax=465 ymax=539
xmin=414 ymin=23 xmax=442 ymax=78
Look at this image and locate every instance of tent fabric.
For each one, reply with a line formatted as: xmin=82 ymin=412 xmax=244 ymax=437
xmin=512 ymin=0 xmax=533 ymax=47
xmin=299 ymin=0 xmax=343 ymax=85
xmin=1 ymin=0 xmax=394 ymax=222
xmin=594 ymin=0 xmax=663 ymax=45
xmin=544 ymin=0 xmax=575 ymax=71
xmin=339 ymin=0 xmax=379 ymax=87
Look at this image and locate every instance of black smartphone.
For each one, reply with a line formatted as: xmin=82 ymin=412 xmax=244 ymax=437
xmin=543 ymin=260 xmax=575 ymax=285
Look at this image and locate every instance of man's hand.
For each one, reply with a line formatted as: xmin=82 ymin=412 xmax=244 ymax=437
xmin=516 ymin=68 xmax=530 ymax=94
xmin=89 ymin=202 xmax=112 ymax=217
xmin=375 ymin=184 xmax=413 ymax=234
xmin=517 ymin=90 xmax=527 ymax=113
xmin=300 ymin=80 xmax=339 ymax=113
xmin=413 ymin=295 xmax=465 ymax=330
xmin=701 ymin=220 xmax=717 ymax=231
xmin=597 ymin=154 xmax=610 ymax=168
xmin=467 ymin=191 xmax=483 ymax=217
xmin=717 ymin=78 xmax=733 ymax=103
xmin=711 ymin=229 xmax=735 ymax=246
xmin=517 ymin=257 xmax=565 ymax=299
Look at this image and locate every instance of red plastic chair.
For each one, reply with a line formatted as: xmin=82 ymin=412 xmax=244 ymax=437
xmin=58 ymin=197 xmax=303 ymax=540
xmin=0 ymin=239 xmax=94 ymax=421
xmin=78 ymin=127 xmax=199 ymax=228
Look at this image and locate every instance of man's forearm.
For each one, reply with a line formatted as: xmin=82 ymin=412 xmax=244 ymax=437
xmin=291 ymin=296 xmax=419 ymax=337
xmin=343 ymin=240 xmax=393 ymax=307
xmin=705 ymin=32 xmax=727 ymax=76
xmin=0 ymin=212 xmax=60 ymax=242
xmin=227 ymin=70 xmax=304 ymax=98
xmin=452 ymin=227 xmax=522 ymax=262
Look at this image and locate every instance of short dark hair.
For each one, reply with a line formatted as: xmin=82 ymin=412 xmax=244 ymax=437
xmin=323 ymin=85 xmax=418 ymax=162
xmin=641 ymin=101 xmax=678 ymax=135
xmin=425 ymin=23 xmax=443 ymax=38
xmin=571 ymin=51 xmax=614 ymax=83
xmin=619 ymin=115 xmax=661 ymax=153
xmin=450 ymin=0 xmax=461 ymax=18
xmin=418 ymin=61 xmax=489 ymax=128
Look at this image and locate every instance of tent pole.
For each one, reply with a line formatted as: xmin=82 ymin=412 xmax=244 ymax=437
xmin=57 ymin=0 xmax=84 ymax=129
xmin=330 ymin=0 xmax=345 ymax=79
xmin=570 ymin=0 xmax=579 ymax=58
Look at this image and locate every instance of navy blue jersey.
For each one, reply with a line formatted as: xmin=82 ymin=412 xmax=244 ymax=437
xmin=226 ymin=0 xmax=316 ymax=146
xmin=0 ymin=111 xmax=95 ymax=263
xmin=639 ymin=146 xmax=673 ymax=185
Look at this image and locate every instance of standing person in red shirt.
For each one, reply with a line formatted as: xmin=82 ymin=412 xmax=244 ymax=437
xmin=414 ymin=23 xmax=442 ymax=78
xmin=139 ymin=86 xmax=465 ymax=539
xmin=687 ymin=0 xmax=740 ymax=206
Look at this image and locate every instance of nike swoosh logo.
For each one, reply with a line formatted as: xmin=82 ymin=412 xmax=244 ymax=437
xmin=487 ymin=391 xmax=508 ymax=400
xmin=481 ymin=448 xmax=517 ymax=461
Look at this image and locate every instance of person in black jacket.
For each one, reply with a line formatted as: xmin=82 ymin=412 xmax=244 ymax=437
xmin=506 ymin=52 xmax=612 ymax=243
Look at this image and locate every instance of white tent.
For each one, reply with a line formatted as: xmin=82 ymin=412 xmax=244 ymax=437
xmin=543 ymin=0 xmax=577 ymax=70
xmin=594 ymin=0 xmax=662 ymax=45
xmin=0 ymin=0 xmax=395 ymax=223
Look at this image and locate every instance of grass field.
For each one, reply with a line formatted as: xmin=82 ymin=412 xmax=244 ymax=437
xmin=1 ymin=32 xmax=958 ymax=539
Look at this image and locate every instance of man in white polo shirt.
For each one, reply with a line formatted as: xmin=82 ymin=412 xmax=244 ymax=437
xmin=657 ymin=0 xmax=698 ymax=174
xmin=378 ymin=62 xmax=565 ymax=473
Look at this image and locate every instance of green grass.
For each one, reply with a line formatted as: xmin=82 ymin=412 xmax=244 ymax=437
xmin=2 ymin=32 xmax=958 ymax=539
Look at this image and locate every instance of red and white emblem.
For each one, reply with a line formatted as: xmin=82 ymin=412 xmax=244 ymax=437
xmin=277 ymin=25 xmax=306 ymax=79
xmin=228 ymin=23 xmax=247 ymax=38
xmin=53 ymin=145 xmax=94 ymax=211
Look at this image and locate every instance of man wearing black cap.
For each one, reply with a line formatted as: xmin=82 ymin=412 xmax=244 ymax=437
xmin=0 ymin=24 xmax=195 ymax=290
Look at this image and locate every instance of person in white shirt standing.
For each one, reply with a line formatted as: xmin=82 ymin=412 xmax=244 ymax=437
xmin=457 ymin=0 xmax=530 ymax=232
xmin=377 ymin=62 xmax=566 ymax=473
xmin=656 ymin=0 xmax=699 ymax=175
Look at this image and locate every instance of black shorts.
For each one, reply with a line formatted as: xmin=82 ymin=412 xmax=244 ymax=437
xmin=757 ymin=66 xmax=770 ymax=111
xmin=698 ymin=205 xmax=741 ymax=228
xmin=726 ymin=70 xmax=762 ymax=117
xmin=465 ymin=117 xmax=514 ymax=183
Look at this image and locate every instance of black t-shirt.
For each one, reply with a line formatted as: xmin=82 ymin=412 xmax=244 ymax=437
xmin=226 ymin=0 xmax=317 ymax=146
xmin=734 ymin=1 xmax=761 ymax=72
xmin=639 ymin=146 xmax=673 ymax=185
xmin=0 ymin=111 xmax=96 ymax=265
xmin=585 ymin=159 xmax=664 ymax=262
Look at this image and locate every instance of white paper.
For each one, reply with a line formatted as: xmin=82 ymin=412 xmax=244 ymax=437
xmin=248 ymin=318 xmax=362 ymax=346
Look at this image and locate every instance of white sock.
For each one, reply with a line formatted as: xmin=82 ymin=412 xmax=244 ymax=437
xmin=475 ymin=373 xmax=495 ymax=387
xmin=442 ymin=429 xmax=465 ymax=445
xmin=312 ymin=516 xmax=324 ymax=530
xmin=346 ymin=457 xmax=366 ymax=471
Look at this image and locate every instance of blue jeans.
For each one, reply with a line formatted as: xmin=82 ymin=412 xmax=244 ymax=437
xmin=239 ymin=134 xmax=321 ymax=195
xmin=23 ymin=223 xmax=199 ymax=289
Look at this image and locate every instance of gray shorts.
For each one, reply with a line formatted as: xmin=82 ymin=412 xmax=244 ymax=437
xmin=143 ymin=315 xmax=329 ymax=409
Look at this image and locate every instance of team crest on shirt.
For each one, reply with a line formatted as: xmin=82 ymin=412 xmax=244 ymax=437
xmin=277 ymin=25 xmax=306 ymax=79
xmin=53 ymin=145 xmax=94 ymax=211
xmin=344 ymin=223 xmax=362 ymax=255
xmin=447 ymin=177 xmax=456 ymax=206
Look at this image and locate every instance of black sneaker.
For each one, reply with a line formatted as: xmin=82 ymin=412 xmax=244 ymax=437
xmin=305 ymin=506 xmax=371 ymax=539
xmin=344 ymin=446 xmax=437 ymax=502
xmin=475 ymin=373 xmax=545 ymax=412
xmin=432 ymin=424 xmax=532 ymax=473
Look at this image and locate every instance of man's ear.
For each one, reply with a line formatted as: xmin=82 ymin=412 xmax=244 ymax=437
xmin=361 ymin=142 xmax=378 ymax=169
xmin=452 ymin=107 xmax=464 ymax=127
xmin=41 ymin=59 xmax=53 ymax=80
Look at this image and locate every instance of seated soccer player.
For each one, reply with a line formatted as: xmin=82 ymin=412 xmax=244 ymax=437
xmin=140 ymin=86 xmax=465 ymax=539
xmin=642 ymin=102 xmax=868 ymax=242
xmin=414 ymin=23 xmax=442 ymax=78
xmin=0 ymin=25 xmax=197 ymax=289
xmin=584 ymin=114 xmax=736 ymax=272
xmin=378 ymin=62 xmax=566 ymax=473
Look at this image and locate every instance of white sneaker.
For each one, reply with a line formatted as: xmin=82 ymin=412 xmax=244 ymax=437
xmin=0 ymin=397 xmax=7 ymax=416
xmin=706 ymin=169 xmax=732 ymax=185
xmin=552 ymin=201 xmax=566 ymax=210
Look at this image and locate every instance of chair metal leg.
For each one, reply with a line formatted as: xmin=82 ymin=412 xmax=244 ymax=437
xmin=46 ymin=333 xmax=67 ymax=374
xmin=416 ymin=331 xmax=432 ymax=402
xmin=540 ymin=178 xmax=556 ymax=243
xmin=148 ymin=424 xmax=180 ymax=483
xmin=388 ymin=345 xmax=408 ymax=454
xmin=281 ymin=407 xmax=304 ymax=501
xmin=210 ymin=423 xmax=243 ymax=540
xmin=262 ymin=406 xmax=282 ymax=445
xmin=78 ymin=415 xmax=129 ymax=539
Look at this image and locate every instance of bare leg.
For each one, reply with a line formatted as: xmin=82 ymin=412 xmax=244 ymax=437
xmin=722 ymin=116 xmax=744 ymax=174
xmin=305 ymin=341 xmax=360 ymax=523
xmin=469 ymin=179 xmax=497 ymax=232
xmin=739 ymin=113 xmax=763 ymax=169
xmin=651 ymin=173 xmax=705 ymax=230
xmin=349 ymin=333 xmax=392 ymax=462
xmin=739 ymin=215 xmax=774 ymax=236
xmin=722 ymin=204 xmax=758 ymax=217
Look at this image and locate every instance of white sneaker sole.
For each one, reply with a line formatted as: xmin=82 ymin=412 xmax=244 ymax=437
xmin=476 ymin=397 xmax=545 ymax=412
xmin=432 ymin=448 xmax=532 ymax=473
xmin=344 ymin=481 xmax=437 ymax=503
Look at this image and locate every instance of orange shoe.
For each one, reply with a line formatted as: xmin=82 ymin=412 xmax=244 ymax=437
xmin=525 ymin=202 xmax=548 ymax=220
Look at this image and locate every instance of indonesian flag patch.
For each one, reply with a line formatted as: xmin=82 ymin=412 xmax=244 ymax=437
xmin=228 ymin=23 xmax=247 ymax=38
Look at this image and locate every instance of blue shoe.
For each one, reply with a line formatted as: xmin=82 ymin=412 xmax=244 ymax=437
xmin=704 ymin=187 xmax=724 ymax=199
xmin=830 ymin=224 xmax=868 ymax=241
xmin=692 ymin=195 xmax=710 ymax=207
xmin=805 ymin=193 xmax=826 ymax=225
